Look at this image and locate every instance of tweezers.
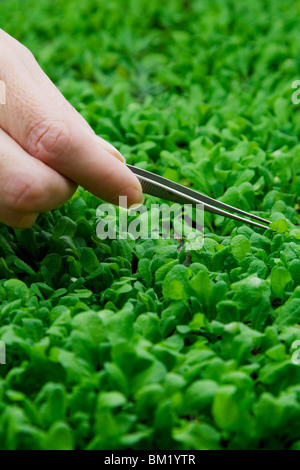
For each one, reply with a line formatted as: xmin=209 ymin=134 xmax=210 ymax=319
xmin=127 ymin=164 xmax=271 ymax=230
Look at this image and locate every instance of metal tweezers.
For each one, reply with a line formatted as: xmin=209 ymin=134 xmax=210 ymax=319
xmin=127 ymin=164 xmax=271 ymax=230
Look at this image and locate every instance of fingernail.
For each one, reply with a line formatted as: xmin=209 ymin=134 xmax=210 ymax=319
xmin=118 ymin=187 xmax=144 ymax=209
xmin=129 ymin=196 xmax=145 ymax=211
xmin=95 ymin=135 xmax=125 ymax=163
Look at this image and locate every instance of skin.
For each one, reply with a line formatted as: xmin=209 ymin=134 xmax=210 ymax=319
xmin=0 ymin=29 xmax=144 ymax=229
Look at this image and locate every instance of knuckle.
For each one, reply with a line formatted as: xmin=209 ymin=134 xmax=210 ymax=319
xmin=25 ymin=119 xmax=72 ymax=164
xmin=3 ymin=173 xmax=42 ymax=212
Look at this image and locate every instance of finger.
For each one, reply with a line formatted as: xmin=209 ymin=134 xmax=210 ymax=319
xmin=0 ymin=29 xmax=94 ymax=137
xmin=0 ymin=128 xmax=77 ymax=224
xmin=0 ymin=31 xmax=143 ymax=207
xmin=0 ymin=29 xmax=125 ymax=164
xmin=0 ymin=205 xmax=39 ymax=230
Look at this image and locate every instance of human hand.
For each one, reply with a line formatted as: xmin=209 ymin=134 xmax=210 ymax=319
xmin=0 ymin=29 xmax=143 ymax=228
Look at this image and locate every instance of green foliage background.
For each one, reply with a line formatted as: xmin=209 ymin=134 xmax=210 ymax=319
xmin=1 ymin=0 xmax=300 ymax=450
